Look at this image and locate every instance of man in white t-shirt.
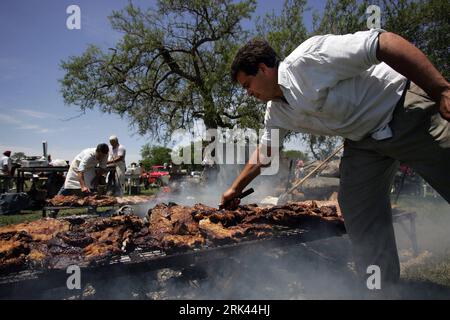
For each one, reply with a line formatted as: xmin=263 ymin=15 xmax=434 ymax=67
xmin=107 ymin=135 xmax=126 ymax=195
xmin=220 ymin=30 xmax=450 ymax=296
xmin=0 ymin=150 xmax=13 ymax=193
xmin=59 ymin=143 xmax=109 ymax=196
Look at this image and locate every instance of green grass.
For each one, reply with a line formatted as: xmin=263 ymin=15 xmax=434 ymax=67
xmin=0 ymin=186 xmax=161 ymax=227
xmin=0 ymin=207 xmax=114 ymax=226
xmin=394 ymin=194 xmax=450 ymax=288
xmin=402 ymin=251 xmax=450 ymax=287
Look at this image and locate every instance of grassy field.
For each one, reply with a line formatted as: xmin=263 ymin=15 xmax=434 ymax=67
xmin=0 ymin=187 xmax=160 ymax=226
xmin=394 ymin=194 xmax=450 ymax=291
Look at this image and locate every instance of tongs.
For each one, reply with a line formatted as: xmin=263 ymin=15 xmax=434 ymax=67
xmin=219 ymin=188 xmax=254 ymax=210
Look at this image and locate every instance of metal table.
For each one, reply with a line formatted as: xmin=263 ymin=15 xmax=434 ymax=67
xmin=16 ymin=166 xmax=69 ymax=192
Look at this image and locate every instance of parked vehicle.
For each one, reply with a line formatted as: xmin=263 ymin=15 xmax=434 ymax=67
xmin=140 ymin=165 xmax=170 ymax=188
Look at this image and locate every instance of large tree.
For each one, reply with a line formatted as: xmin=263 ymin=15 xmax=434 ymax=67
xmin=60 ymin=0 xmax=263 ymax=142
xmin=61 ymin=0 xmax=448 ymax=161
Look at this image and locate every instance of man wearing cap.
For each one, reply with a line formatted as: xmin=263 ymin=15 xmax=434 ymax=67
xmin=0 ymin=151 xmax=13 ymax=193
xmin=107 ymin=136 xmax=126 ymax=195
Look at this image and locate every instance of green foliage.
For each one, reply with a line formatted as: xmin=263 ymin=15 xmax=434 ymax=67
xmin=287 ymin=0 xmax=448 ymax=158
xmin=60 ymin=0 xmax=448 ymax=158
xmin=312 ymin=0 xmax=369 ymax=35
xmin=313 ymin=0 xmax=449 ymax=78
xmin=140 ymin=144 xmax=172 ymax=169
xmin=10 ymin=152 xmax=26 ymax=162
xmin=379 ymin=0 xmax=449 ymax=79
xmin=282 ymin=149 xmax=308 ymax=161
xmin=60 ymin=0 xmax=261 ymax=142
xmin=256 ymin=0 xmax=309 ymax=59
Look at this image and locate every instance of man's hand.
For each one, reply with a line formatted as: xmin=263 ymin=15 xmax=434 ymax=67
xmin=81 ymin=186 xmax=90 ymax=193
xmin=219 ymin=188 xmax=241 ymax=210
xmin=440 ymin=88 xmax=450 ymax=121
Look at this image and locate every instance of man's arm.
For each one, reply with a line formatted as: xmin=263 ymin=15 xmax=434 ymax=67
xmin=77 ymin=171 xmax=90 ymax=193
xmin=377 ymin=32 xmax=450 ymax=120
xmin=107 ymin=155 xmax=125 ymax=165
xmin=220 ymin=146 xmax=270 ymax=207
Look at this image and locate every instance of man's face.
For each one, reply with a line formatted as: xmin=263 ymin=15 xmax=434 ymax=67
xmin=96 ymin=152 xmax=107 ymax=161
xmin=110 ymin=140 xmax=118 ymax=148
xmin=236 ymin=64 xmax=278 ymax=102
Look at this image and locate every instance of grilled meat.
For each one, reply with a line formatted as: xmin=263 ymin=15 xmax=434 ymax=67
xmin=0 ymin=201 xmax=343 ymax=272
xmin=161 ymin=234 xmax=205 ymax=250
xmin=48 ymin=195 xmax=154 ymax=207
xmin=198 ymin=219 xmax=246 ymax=241
xmin=47 ymin=194 xmax=118 ymax=207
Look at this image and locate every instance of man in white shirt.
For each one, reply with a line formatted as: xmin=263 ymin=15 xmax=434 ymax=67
xmin=220 ymin=29 xmax=450 ymax=295
xmin=59 ymin=144 xmax=109 ymax=196
xmin=0 ymin=151 xmax=13 ymax=193
xmin=107 ymin=135 xmax=126 ymax=195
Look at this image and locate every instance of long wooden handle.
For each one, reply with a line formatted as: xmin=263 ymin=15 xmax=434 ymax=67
xmin=285 ymin=144 xmax=344 ymax=195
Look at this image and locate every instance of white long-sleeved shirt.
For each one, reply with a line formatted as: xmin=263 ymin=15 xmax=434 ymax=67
xmin=64 ymin=148 xmax=107 ymax=189
xmin=261 ymin=28 xmax=408 ymax=145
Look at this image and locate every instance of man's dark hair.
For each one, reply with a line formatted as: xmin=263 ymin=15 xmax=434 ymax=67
xmin=96 ymin=143 xmax=109 ymax=155
xmin=231 ymin=38 xmax=280 ymax=82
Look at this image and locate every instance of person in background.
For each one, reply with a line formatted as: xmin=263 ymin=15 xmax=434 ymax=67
xmin=107 ymin=135 xmax=126 ymax=195
xmin=0 ymin=151 xmax=12 ymax=193
xmin=59 ymin=144 xmax=109 ymax=196
xmin=295 ymin=159 xmax=305 ymax=180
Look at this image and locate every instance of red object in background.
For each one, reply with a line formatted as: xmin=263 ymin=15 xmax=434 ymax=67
xmin=399 ymin=163 xmax=413 ymax=176
xmin=140 ymin=165 xmax=170 ymax=187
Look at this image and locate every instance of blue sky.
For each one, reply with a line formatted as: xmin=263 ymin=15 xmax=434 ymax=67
xmin=0 ymin=0 xmax=326 ymax=164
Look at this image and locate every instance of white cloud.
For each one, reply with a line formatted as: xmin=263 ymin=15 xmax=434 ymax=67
xmin=0 ymin=110 xmax=55 ymax=134
xmin=17 ymin=109 xmax=55 ymax=119
xmin=18 ymin=124 xmax=40 ymax=130
xmin=0 ymin=114 xmax=22 ymax=125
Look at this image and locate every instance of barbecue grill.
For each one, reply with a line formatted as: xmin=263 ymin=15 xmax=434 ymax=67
xmin=0 ymin=201 xmax=419 ymax=300
xmin=0 ymin=217 xmax=345 ymax=299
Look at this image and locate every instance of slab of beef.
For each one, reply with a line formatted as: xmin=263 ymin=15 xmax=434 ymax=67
xmin=0 ymin=215 xmax=146 ymax=271
xmin=198 ymin=219 xmax=272 ymax=243
xmin=148 ymin=203 xmax=199 ymax=237
xmin=47 ymin=195 xmax=117 ymax=207
xmin=0 ymin=219 xmax=70 ymax=272
xmin=161 ymin=234 xmax=205 ymax=250
xmin=115 ymin=195 xmax=155 ymax=205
